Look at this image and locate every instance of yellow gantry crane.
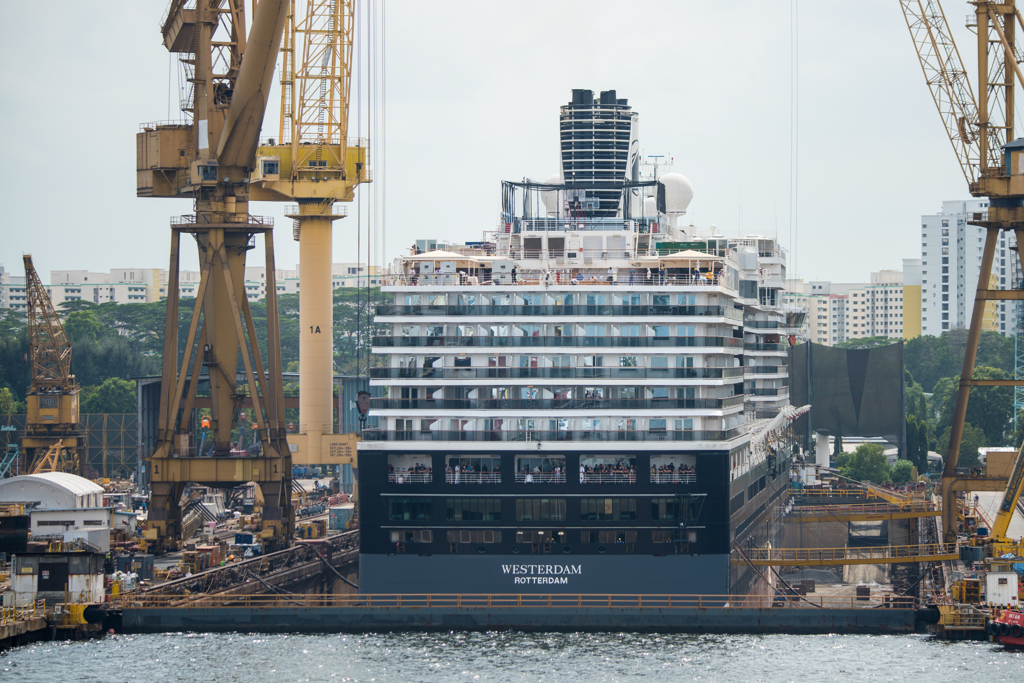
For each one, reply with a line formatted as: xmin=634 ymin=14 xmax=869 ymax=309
xmin=901 ymin=0 xmax=1024 ymax=542
xmin=254 ymin=0 xmax=369 ymax=469
xmin=138 ymin=0 xmax=295 ymax=552
xmin=20 ymin=255 xmax=82 ymax=476
xmin=136 ymin=0 xmax=365 ymax=552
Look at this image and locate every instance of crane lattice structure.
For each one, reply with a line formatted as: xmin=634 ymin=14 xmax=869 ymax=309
xmin=256 ymin=0 xmax=368 ymax=471
xmin=21 ymin=255 xmax=82 ymax=476
xmin=138 ymin=0 xmax=295 ymax=553
xmin=901 ymin=0 xmax=1024 ymax=542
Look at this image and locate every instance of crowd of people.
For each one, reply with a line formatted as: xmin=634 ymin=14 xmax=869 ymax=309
xmin=445 ymin=463 xmax=500 ymax=484
xmin=388 ymin=461 xmax=697 ymax=484
xmin=387 ymin=463 xmax=432 ymax=484
xmin=651 ymin=463 xmax=696 ymax=483
xmin=580 ymin=463 xmax=636 ymax=483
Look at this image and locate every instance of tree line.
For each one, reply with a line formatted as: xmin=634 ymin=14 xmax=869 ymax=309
xmin=0 ymin=287 xmax=388 ymax=415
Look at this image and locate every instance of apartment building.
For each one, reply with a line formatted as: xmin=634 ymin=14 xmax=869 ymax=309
xmin=921 ymin=199 xmax=1015 ymax=336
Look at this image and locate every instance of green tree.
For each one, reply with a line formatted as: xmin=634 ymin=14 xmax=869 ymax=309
xmin=0 ymin=387 xmax=15 ymax=415
xmin=63 ymin=310 xmax=103 ymax=342
xmin=834 ymin=336 xmax=898 ymax=350
xmin=891 ymin=459 xmax=915 ymax=484
xmin=936 ymin=366 xmax=1013 ymax=445
xmin=80 ymin=377 xmax=136 ymax=414
xmin=832 ymin=433 xmax=843 ymax=460
xmin=0 ymin=309 xmax=26 ymax=339
xmin=839 ymin=443 xmax=891 ymax=483
xmin=936 ymin=422 xmax=986 ymax=467
xmin=905 ymin=329 xmax=1014 ymax=392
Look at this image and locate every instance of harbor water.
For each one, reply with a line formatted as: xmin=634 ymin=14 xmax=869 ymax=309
xmin=2 ymin=631 xmax=1023 ymax=682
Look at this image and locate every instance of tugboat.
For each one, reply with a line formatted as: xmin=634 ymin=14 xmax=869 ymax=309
xmin=987 ymin=608 xmax=1024 ymax=647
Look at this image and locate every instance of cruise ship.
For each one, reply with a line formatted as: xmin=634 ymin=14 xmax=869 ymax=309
xmin=357 ymin=90 xmax=804 ymax=597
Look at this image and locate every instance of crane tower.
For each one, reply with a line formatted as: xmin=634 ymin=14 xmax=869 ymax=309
xmin=138 ymin=0 xmax=294 ymax=552
xmin=902 ymin=0 xmax=1024 ymax=542
xmin=21 ymin=255 xmax=83 ymax=476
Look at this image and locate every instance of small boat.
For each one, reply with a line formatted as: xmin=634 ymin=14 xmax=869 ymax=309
xmin=987 ymin=608 xmax=1024 ymax=647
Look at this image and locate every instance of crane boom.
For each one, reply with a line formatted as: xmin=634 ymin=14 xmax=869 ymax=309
xmin=900 ymin=0 xmax=992 ymax=184
xmin=23 ymin=255 xmax=73 ymax=390
xmin=903 ymin=0 xmax=1024 ymax=542
xmin=992 ymin=444 xmax=1024 ymax=539
xmin=21 ymin=255 xmax=82 ymax=475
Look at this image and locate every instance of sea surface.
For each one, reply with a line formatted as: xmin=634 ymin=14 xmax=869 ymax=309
xmin=1 ymin=631 xmax=1023 ymax=682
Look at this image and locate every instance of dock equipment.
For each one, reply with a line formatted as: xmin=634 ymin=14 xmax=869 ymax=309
xmin=736 ymin=543 xmax=960 ymax=566
xmin=791 ymin=501 xmax=939 ymax=523
xmin=141 ymin=1 xmax=295 ymax=553
xmin=20 ymin=255 xmax=82 ymax=476
xmin=901 ymin=0 xmax=1024 ymax=542
xmin=140 ymin=1 xmax=368 ymax=473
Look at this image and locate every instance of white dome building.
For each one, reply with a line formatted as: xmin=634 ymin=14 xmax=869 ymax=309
xmin=0 ymin=473 xmax=119 ymax=550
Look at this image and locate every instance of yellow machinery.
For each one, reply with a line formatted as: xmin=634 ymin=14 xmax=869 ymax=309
xmin=138 ymin=1 xmax=368 ymax=471
xmin=901 ymin=1 xmax=1024 ymax=541
xmin=260 ymin=0 xmax=369 ymax=468
xmin=139 ymin=1 xmax=294 ymax=553
xmin=21 ymin=255 xmax=82 ymax=475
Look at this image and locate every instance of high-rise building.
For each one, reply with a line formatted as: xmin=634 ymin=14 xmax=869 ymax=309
xmin=557 ymin=89 xmax=639 ymax=218
xmin=902 ymin=258 xmax=922 ymax=339
xmin=920 ymin=199 xmax=1016 ymax=336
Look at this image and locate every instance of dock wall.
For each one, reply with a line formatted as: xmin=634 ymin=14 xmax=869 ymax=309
xmin=122 ymin=605 xmax=917 ymax=634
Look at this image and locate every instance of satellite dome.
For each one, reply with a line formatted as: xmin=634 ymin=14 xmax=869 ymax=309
xmin=658 ymin=173 xmax=694 ymax=214
xmin=541 ymin=172 xmax=563 ymax=214
xmin=643 ymin=197 xmax=658 ymax=216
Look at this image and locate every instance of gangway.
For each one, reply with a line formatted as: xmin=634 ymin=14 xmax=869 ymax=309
xmin=792 ymin=501 xmax=939 ymax=523
xmin=736 ymin=543 xmax=959 ymax=566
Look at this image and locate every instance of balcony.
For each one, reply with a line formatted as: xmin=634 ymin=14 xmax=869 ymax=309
xmin=370 ymin=367 xmax=745 ymax=381
xmin=650 ymin=471 xmax=696 ymax=484
xmin=750 ymin=388 xmax=788 ymax=396
xmin=371 ymin=396 xmax=745 ymax=411
xmin=387 ymin=471 xmax=432 ymax=484
xmin=362 ymin=428 xmax=743 ymax=443
xmin=375 ymin=304 xmax=743 ymax=319
xmin=374 ymin=335 xmax=745 ymax=350
xmin=445 ymin=471 xmax=501 ymax=484
xmin=744 ymin=343 xmax=788 ymax=352
xmin=744 ymin=366 xmax=783 ymax=374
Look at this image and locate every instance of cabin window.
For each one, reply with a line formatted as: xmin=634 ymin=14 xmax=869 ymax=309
xmin=446 ymin=498 xmax=502 ymax=521
xmin=515 ymin=498 xmax=566 ymax=521
xmin=580 ymin=498 xmax=637 ymax=521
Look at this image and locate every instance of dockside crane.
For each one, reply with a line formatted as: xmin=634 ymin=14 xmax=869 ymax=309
xmin=20 ymin=255 xmax=82 ymax=476
xmin=901 ymin=0 xmax=1024 ymax=542
xmin=137 ymin=0 xmax=368 ymax=553
xmin=138 ymin=0 xmax=295 ymax=552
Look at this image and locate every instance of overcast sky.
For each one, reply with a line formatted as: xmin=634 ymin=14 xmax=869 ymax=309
xmin=0 ymin=1 xmax=979 ymax=284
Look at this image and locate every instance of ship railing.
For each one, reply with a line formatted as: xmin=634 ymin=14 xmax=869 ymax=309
xmin=515 ymin=472 xmax=568 ymax=484
xmin=381 ymin=272 xmax=735 ymax=288
xmin=578 ymin=473 xmax=638 ymax=484
xmin=445 ymin=472 xmax=501 ymax=484
xmin=387 ymin=472 xmax=432 ymax=484
xmin=650 ymin=472 xmax=697 ymax=484
xmin=370 ymin=397 xmax=744 ymax=411
xmin=123 ymin=592 xmax=918 ymax=610
xmin=373 ymin=304 xmax=743 ymax=318
xmin=362 ymin=428 xmax=743 ymax=443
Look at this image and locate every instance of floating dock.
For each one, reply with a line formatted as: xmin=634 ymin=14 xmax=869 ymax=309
xmin=121 ymin=593 xmax=919 ymax=635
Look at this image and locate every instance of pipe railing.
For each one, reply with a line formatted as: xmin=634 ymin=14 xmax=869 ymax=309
xmin=124 ymin=592 xmax=916 ymax=610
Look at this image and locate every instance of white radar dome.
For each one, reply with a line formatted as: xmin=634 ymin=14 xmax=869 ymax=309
xmin=659 ymin=173 xmax=694 ymax=214
xmin=643 ymin=197 xmax=658 ymax=216
xmin=541 ymin=172 xmax=563 ymax=214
